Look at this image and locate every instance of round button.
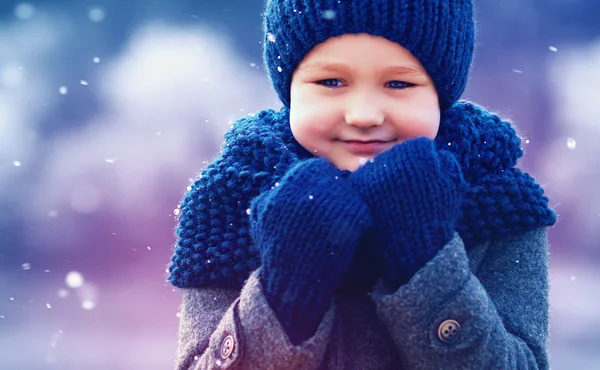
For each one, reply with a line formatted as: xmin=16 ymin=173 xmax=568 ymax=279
xmin=438 ymin=319 xmax=461 ymax=344
xmin=220 ymin=335 xmax=235 ymax=359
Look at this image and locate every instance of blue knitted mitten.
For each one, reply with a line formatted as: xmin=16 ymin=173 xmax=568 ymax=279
xmin=349 ymin=138 xmax=465 ymax=289
xmin=250 ymin=157 xmax=372 ymax=345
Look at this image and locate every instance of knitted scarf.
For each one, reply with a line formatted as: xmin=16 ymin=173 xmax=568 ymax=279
xmin=168 ymin=101 xmax=556 ymax=289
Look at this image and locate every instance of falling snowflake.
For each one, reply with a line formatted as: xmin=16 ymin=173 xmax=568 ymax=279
xmin=322 ymin=10 xmax=336 ymax=20
xmin=14 ymin=3 xmax=36 ymax=20
xmin=65 ymin=271 xmax=84 ymax=288
xmin=81 ymin=300 xmax=95 ymax=310
xmin=566 ymin=138 xmax=576 ymax=150
xmin=88 ymin=6 xmax=105 ymax=22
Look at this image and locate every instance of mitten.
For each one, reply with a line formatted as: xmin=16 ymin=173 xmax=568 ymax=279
xmin=250 ymin=157 xmax=372 ymax=344
xmin=349 ymin=137 xmax=465 ymax=288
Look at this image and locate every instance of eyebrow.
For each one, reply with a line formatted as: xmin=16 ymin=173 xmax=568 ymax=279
xmin=297 ymin=61 xmax=425 ymax=76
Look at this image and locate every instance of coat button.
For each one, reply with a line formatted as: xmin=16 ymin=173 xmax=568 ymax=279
xmin=220 ymin=335 xmax=235 ymax=359
xmin=438 ymin=319 xmax=461 ymax=344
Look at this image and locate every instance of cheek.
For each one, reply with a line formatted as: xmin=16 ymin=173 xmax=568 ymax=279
xmin=290 ymin=94 xmax=340 ymax=151
xmin=290 ymin=111 xmax=336 ymax=153
xmin=421 ymin=109 xmax=441 ymax=138
xmin=289 ymin=113 xmax=313 ymax=152
xmin=395 ymin=98 xmax=440 ymax=139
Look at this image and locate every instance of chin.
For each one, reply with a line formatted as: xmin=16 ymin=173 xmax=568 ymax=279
xmin=340 ymin=163 xmax=360 ymax=172
xmin=338 ymin=156 xmax=372 ymax=172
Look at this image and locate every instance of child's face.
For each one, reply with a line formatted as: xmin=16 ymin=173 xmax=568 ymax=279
xmin=289 ymin=33 xmax=440 ymax=171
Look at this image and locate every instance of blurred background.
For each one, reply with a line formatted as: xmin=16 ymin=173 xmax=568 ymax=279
xmin=0 ymin=0 xmax=598 ymax=368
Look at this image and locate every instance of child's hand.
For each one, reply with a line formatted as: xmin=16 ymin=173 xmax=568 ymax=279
xmin=349 ymin=137 xmax=465 ymax=288
xmin=249 ymin=157 xmax=372 ymax=345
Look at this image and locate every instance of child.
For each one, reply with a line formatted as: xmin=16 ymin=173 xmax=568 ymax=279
xmin=168 ymin=0 xmax=556 ymax=368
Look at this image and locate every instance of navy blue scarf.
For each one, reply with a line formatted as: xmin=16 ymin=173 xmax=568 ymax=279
xmin=168 ymin=101 xmax=556 ymax=289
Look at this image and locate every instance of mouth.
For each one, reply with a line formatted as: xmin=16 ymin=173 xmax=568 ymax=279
xmin=340 ymin=140 xmax=396 ymax=155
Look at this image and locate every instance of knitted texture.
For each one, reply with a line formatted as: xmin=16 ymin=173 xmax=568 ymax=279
xmin=349 ymin=138 xmax=465 ymax=287
xmin=435 ymin=102 xmax=556 ymax=246
xmin=250 ymin=157 xmax=372 ymax=345
xmin=263 ymin=0 xmax=475 ymax=109
xmin=168 ymin=101 xmax=556 ymax=289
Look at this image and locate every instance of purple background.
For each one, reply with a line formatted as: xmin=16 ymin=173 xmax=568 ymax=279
xmin=1 ymin=0 xmax=599 ymax=368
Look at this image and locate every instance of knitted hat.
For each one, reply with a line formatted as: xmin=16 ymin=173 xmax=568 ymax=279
xmin=262 ymin=0 xmax=475 ymax=110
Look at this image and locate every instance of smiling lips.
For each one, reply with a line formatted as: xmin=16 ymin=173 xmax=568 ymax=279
xmin=341 ymin=140 xmax=396 ymax=154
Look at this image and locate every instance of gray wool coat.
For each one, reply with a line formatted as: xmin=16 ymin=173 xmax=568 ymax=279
xmin=174 ymin=228 xmax=550 ymax=370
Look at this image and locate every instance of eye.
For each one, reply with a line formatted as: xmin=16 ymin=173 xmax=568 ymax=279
xmin=386 ymin=80 xmax=415 ymax=90
xmin=316 ymin=79 xmax=344 ymax=89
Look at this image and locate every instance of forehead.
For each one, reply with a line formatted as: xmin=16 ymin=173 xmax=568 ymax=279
xmin=297 ymin=33 xmax=425 ymax=72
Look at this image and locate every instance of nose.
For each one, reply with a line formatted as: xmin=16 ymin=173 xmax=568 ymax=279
xmin=344 ymin=95 xmax=385 ymax=128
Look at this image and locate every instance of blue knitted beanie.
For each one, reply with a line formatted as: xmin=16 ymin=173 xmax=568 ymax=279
xmin=263 ymin=0 xmax=475 ymax=109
